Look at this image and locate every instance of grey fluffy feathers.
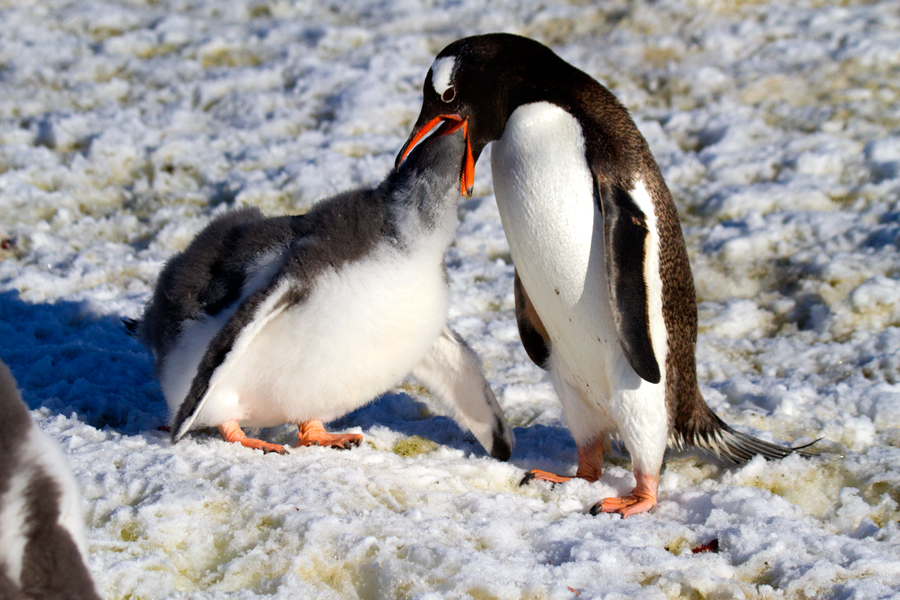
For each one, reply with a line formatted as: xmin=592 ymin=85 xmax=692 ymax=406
xmin=0 ymin=361 xmax=101 ymax=600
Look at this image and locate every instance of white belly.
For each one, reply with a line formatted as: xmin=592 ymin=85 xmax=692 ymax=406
xmin=194 ymin=244 xmax=449 ymax=428
xmin=491 ymin=102 xmax=668 ymax=469
xmin=492 ymin=102 xmax=622 ymax=397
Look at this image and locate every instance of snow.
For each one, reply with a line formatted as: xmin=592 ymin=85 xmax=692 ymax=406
xmin=1 ymin=0 xmax=899 ymax=598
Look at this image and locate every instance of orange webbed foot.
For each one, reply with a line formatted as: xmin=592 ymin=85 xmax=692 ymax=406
xmin=590 ymin=470 xmax=658 ymax=518
xmin=591 ymin=494 xmax=656 ymax=518
xmin=217 ymin=421 xmax=287 ymax=455
xmin=520 ymin=440 xmax=604 ymax=487
xmin=297 ymin=420 xmax=362 ymax=450
xmin=519 ymin=469 xmax=573 ymax=487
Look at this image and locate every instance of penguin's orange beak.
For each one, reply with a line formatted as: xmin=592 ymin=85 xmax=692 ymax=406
xmin=396 ymin=114 xmax=475 ymax=197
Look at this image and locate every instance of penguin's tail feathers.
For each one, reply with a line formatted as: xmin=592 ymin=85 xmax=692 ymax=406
xmin=670 ymin=412 xmax=816 ymax=464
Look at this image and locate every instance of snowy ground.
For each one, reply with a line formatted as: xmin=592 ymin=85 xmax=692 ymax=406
xmin=2 ymin=0 xmax=900 ymax=598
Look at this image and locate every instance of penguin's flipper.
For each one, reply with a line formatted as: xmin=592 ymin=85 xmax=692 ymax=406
xmin=596 ymin=180 xmax=661 ymax=384
xmin=410 ymin=327 xmax=514 ymax=461
xmin=513 ymin=269 xmax=550 ymax=370
xmin=171 ymin=280 xmax=301 ymax=442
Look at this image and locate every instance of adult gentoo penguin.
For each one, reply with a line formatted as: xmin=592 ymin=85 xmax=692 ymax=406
xmin=0 ymin=360 xmax=102 ymax=600
xmin=398 ymin=33 xmax=806 ymax=517
xmin=130 ymin=123 xmax=513 ymax=460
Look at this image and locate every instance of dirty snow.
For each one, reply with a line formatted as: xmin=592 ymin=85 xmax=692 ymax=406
xmin=1 ymin=0 xmax=899 ymax=598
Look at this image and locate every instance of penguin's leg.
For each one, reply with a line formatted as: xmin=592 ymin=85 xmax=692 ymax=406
xmin=217 ymin=420 xmax=287 ymax=454
xmin=521 ymin=439 xmax=605 ymax=485
xmin=409 ymin=327 xmax=514 ymax=461
xmin=296 ymin=420 xmax=362 ymax=450
xmin=591 ymin=368 xmax=667 ymax=517
xmin=521 ymin=363 xmax=612 ymax=485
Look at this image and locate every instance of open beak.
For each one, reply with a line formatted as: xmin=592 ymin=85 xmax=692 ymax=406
xmin=396 ymin=114 xmax=475 ymax=197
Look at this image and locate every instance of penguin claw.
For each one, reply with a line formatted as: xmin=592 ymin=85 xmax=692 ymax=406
xmin=331 ymin=435 xmax=363 ymax=450
xmin=255 ymin=442 xmax=287 ymax=455
xmin=344 ymin=437 xmax=363 ymax=449
xmin=302 ymin=434 xmax=362 ymax=450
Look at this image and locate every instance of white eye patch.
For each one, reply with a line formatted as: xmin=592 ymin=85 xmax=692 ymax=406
xmin=430 ymin=56 xmax=456 ymax=99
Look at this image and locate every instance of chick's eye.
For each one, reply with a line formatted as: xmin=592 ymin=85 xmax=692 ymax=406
xmin=441 ymin=87 xmax=455 ymax=103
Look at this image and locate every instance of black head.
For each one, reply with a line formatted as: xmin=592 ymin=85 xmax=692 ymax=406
xmin=396 ymin=34 xmax=580 ymax=194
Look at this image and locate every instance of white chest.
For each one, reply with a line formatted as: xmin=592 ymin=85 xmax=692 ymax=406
xmin=196 ymin=242 xmax=450 ymax=427
xmin=491 ymin=102 xmax=620 ymax=390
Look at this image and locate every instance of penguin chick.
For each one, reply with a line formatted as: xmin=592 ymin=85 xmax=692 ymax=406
xmin=131 ymin=125 xmax=513 ymax=460
xmin=0 ymin=360 xmax=101 ymax=600
xmin=399 ymin=33 xmax=810 ymax=516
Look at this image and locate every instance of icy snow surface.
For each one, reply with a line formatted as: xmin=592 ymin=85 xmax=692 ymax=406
xmin=2 ymin=0 xmax=900 ymax=598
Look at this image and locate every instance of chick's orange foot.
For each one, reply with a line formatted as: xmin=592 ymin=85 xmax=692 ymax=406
xmin=297 ymin=420 xmax=362 ymax=450
xmin=217 ymin=421 xmax=287 ymax=455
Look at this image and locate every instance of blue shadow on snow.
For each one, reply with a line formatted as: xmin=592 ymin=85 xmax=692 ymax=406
xmin=0 ymin=290 xmax=555 ymax=462
xmin=0 ymin=290 xmax=165 ymax=433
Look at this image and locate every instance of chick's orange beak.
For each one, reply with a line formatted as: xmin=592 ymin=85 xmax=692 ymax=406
xmin=396 ymin=114 xmax=475 ymax=197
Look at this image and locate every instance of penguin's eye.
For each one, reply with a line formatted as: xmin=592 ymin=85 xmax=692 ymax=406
xmin=441 ymin=87 xmax=456 ymax=103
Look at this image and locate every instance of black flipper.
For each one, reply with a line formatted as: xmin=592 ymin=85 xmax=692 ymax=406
xmin=596 ymin=180 xmax=661 ymax=384
xmin=171 ymin=280 xmax=303 ymax=442
xmin=513 ymin=269 xmax=550 ymax=370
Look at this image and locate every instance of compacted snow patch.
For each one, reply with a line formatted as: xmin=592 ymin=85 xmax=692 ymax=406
xmin=2 ymin=0 xmax=900 ymax=598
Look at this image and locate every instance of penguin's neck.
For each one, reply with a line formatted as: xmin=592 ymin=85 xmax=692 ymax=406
xmin=384 ymin=177 xmax=459 ymax=256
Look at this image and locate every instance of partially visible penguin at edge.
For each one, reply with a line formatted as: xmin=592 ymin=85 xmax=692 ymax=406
xmin=0 ymin=359 xmax=102 ymax=600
